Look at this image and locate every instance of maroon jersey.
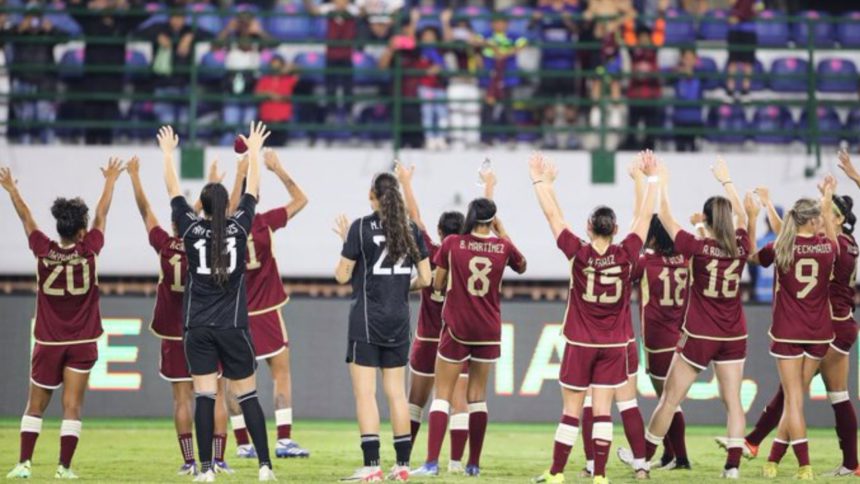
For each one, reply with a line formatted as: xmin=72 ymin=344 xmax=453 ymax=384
xmin=149 ymin=226 xmax=186 ymax=340
xmin=830 ymin=233 xmax=858 ymax=323
xmin=634 ymin=251 xmax=689 ymax=350
xmin=245 ymin=208 xmax=290 ymax=315
xmin=30 ymin=229 xmax=104 ymax=345
xmin=558 ymin=229 xmax=642 ymax=347
xmin=758 ymin=235 xmax=837 ymax=343
xmin=674 ymin=229 xmax=750 ymax=340
xmin=416 ymin=229 xmax=445 ymax=341
xmin=434 ymin=232 xmax=525 ymax=344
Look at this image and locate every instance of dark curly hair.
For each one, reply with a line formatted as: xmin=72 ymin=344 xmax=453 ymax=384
xmin=646 ymin=215 xmax=675 ymax=256
xmin=200 ymin=183 xmax=230 ymax=287
xmin=589 ymin=206 xmax=617 ymax=237
xmin=438 ymin=211 xmax=465 ymax=238
xmin=373 ymin=173 xmax=421 ymax=264
xmin=51 ymin=197 xmax=89 ymax=240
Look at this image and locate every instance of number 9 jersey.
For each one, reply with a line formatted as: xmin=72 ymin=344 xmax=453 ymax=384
xmin=29 ymin=229 xmax=104 ymax=344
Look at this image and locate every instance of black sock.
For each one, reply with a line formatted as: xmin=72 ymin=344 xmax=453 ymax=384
xmin=394 ymin=434 xmax=412 ymax=467
xmin=360 ymin=434 xmax=380 ymax=467
xmin=194 ymin=392 xmax=216 ymax=473
xmin=237 ymin=390 xmax=272 ymax=469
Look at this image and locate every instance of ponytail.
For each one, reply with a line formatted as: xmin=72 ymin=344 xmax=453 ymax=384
xmin=201 ymin=183 xmax=230 ymax=287
xmin=774 ymin=198 xmax=821 ymax=273
xmin=833 ymin=194 xmax=856 ymax=235
xmin=372 ymin=173 xmax=420 ymax=263
xmin=463 ymin=198 xmax=497 ymax=235
xmin=704 ymin=196 xmax=738 ymax=258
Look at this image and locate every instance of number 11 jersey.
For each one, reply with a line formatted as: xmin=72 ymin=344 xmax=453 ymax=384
xmin=148 ymin=226 xmax=186 ymax=340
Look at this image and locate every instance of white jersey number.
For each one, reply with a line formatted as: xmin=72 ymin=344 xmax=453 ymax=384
xmin=372 ymin=235 xmax=412 ymax=275
xmin=194 ymin=237 xmax=238 ymax=276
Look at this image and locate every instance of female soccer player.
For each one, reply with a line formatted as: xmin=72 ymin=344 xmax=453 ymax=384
xmin=642 ymin=158 xmax=752 ymax=479
xmin=530 ymin=152 xmax=657 ymax=484
xmin=333 ymin=172 xmax=432 ymax=482
xmin=226 ymin=148 xmax=310 ymax=460
xmin=2 ymin=158 xmax=124 ymax=480
xmin=416 ymin=195 xmax=526 ymax=478
xmin=127 ymin=157 xmax=233 ymax=475
xmin=394 ymin=163 xmax=470 ymax=475
xmin=162 ymin=122 xmax=275 ymax=482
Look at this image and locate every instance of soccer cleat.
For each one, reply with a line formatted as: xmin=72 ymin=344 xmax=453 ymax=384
xmin=592 ymin=476 xmax=609 ymax=484
xmin=339 ymin=467 xmax=384 ymax=482
xmin=236 ymin=444 xmax=257 ymax=459
xmin=193 ymin=470 xmax=216 ymax=482
xmin=448 ymin=461 xmax=464 ymax=474
xmin=721 ymin=468 xmax=740 ymax=479
xmin=653 ymin=458 xmax=675 ymax=471
xmin=714 ymin=436 xmax=758 ymax=459
xmin=464 ymin=464 xmax=480 ymax=477
xmin=821 ymin=465 xmax=856 ymax=477
xmin=532 ymin=470 xmax=565 ymax=483
xmin=673 ymin=461 xmax=692 ymax=471
xmin=762 ymin=462 xmax=779 ymax=479
xmin=794 ymin=465 xmax=814 ymax=480
xmin=6 ymin=461 xmax=31 ymax=479
xmin=178 ymin=462 xmax=198 ymax=476
xmin=259 ymin=465 xmax=277 ymax=481
xmin=213 ymin=460 xmax=233 ymax=474
xmin=617 ymin=447 xmax=634 ymax=467
xmin=54 ymin=466 xmax=78 ymax=479
xmin=275 ymin=439 xmax=310 ymax=458
xmin=387 ymin=465 xmax=409 ymax=481
xmin=409 ymin=462 xmax=439 ymax=476
xmin=579 ymin=467 xmax=593 ymax=478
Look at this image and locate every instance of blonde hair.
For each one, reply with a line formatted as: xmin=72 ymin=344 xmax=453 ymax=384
xmin=774 ymin=198 xmax=821 ymax=273
xmin=704 ymin=196 xmax=738 ymax=258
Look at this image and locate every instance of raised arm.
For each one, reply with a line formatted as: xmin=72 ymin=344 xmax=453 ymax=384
xmin=264 ymin=149 xmax=308 ymax=219
xmin=528 ymin=152 xmax=570 ymax=240
xmin=333 ymin=214 xmax=356 ymax=284
xmin=394 ymin=162 xmax=425 ymax=230
xmin=838 ymin=149 xmax=860 ymax=190
xmin=690 ymin=212 xmax=707 ymax=238
xmin=711 ymin=157 xmax=747 ymax=229
xmin=239 ymin=121 xmax=270 ymax=200
xmin=158 ymin=126 xmax=181 ymax=199
xmin=228 ymin=155 xmax=250 ymax=215
xmin=754 ymin=186 xmax=782 ymax=234
xmin=194 ymin=160 xmax=226 ymax=214
xmin=821 ymin=175 xmax=838 ymax=243
xmin=91 ymin=157 xmax=125 ymax=233
xmin=744 ymin=191 xmax=761 ymax=264
xmin=628 ymin=156 xmax=646 ymax=223
xmin=492 ymin=217 xmax=527 ymax=274
xmin=480 ymin=166 xmax=497 ymax=200
xmin=630 ymin=152 xmax=659 ymax=242
xmin=0 ymin=167 xmax=38 ymax=237
xmin=126 ymin=156 xmax=159 ymax=233
xmin=657 ymin=163 xmax=682 ymax=239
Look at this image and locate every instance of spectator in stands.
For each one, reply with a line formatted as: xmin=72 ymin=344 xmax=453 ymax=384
xmin=149 ymin=12 xmax=195 ymax=129
xmin=218 ymin=10 xmax=273 ymax=43
xmin=358 ymin=0 xmax=404 ymax=42
xmin=441 ymin=9 xmax=483 ymax=148
xmin=305 ymin=0 xmax=360 ymax=122
xmin=530 ymin=0 xmax=580 ymax=149
xmin=220 ymin=36 xmax=260 ymax=145
xmin=9 ymin=4 xmax=63 ymax=144
xmin=480 ymin=14 xmax=527 ymax=144
xmin=671 ymin=48 xmax=704 ymax=152
xmin=378 ymin=14 xmax=424 ymax=148
xmin=620 ymin=15 xmax=664 ymax=150
xmin=415 ymin=20 xmax=449 ymax=150
xmin=726 ymin=0 xmax=758 ymax=97
xmin=582 ymin=0 xmax=633 ymax=102
xmin=255 ymin=55 xmax=299 ymax=146
xmin=0 ymin=5 xmax=9 ymax=139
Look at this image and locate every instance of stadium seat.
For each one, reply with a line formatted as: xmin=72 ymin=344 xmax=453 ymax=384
xmin=57 ymin=48 xmax=84 ymax=80
xmin=512 ymin=109 xmax=540 ymax=143
xmin=699 ymin=8 xmax=729 ymax=41
xmin=294 ymin=51 xmax=325 ymax=85
xmin=705 ymin=104 xmax=747 ymax=143
xmin=456 ymin=6 xmax=491 ymax=38
xmin=352 ymin=51 xmax=386 ymax=87
xmin=199 ymin=48 xmax=227 ymax=82
xmin=723 ymin=59 xmax=766 ymax=91
xmin=125 ymin=49 xmax=150 ymax=81
xmin=817 ymin=58 xmax=859 ymax=93
xmin=695 ymin=56 xmax=721 ymax=90
xmin=769 ymin=57 xmax=809 ymax=93
xmin=751 ymin=105 xmax=795 ymax=144
xmin=266 ymin=3 xmax=312 ymax=41
xmin=756 ymin=10 xmax=790 ymax=47
xmin=415 ymin=5 xmax=443 ymax=33
xmin=663 ymin=8 xmax=696 ymax=46
xmin=791 ymin=11 xmax=835 ymax=48
xmin=45 ymin=1 xmax=82 ymax=36
xmin=504 ymin=6 xmax=532 ymax=39
xmin=187 ymin=3 xmax=224 ymax=36
xmin=137 ymin=3 xmax=169 ymax=32
xmin=356 ymin=105 xmax=391 ymax=142
xmin=837 ymin=12 xmax=860 ymax=47
xmin=799 ymin=106 xmax=843 ymax=145
xmin=846 ymin=108 xmax=860 ymax=146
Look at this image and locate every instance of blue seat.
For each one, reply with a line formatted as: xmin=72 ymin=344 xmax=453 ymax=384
xmin=846 ymin=108 xmax=860 ymax=146
xmin=199 ymin=49 xmax=227 ymax=82
xmin=512 ymin=109 xmax=540 ymax=142
xmin=706 ymin=104 xmax=747 ymax=143
xmin=456 ymin=6 xmax=491 ymax=37
xmin=137 ymin=3 xmax=168 ymax=32
xmin=357 ymin=105 xmax=390 ymax=142
xmin=504 ymin=6 xmax=532 ymax=39
xmin=266 ymin=3 xmax=311 ymax=41
xmin=769 ymin=57 xmax=809 ymax=93
xmin=125 ymin=49 xmax=149 ymax=81
xmin=837 ymin=12 xmax=860 ymax=47
xmin=294 ymin=51 xmax=325 ymax=85
xmin=817 ymin=58 xmax=859 ymax=93
xmin=45 ymin=1 xmax=82 ymax=36
xmin=799 ymin=106 xmax=843 ymax=145
xmin=751 ymin=106 xmax=795 ymax=144
xmin=756 ymin=10 xmax=790 ymax=47
xmin=352 ymin=51 xmax=386 ymax=86
xmin=724 ymin=59 xmax=765 ymax=91
xmin=699 ymin=8 xmax=728 ymax=41
xmin=57 ymin=48 xmax=84 ymax=80
xmin=792 ymin=11 xmax=835 ymax=47
xmin=664 ymin=7 xmax=696 ymax=46
xmin=187 ymin=3 xmax=224 ymax=36
xmin=695 ymin=56 xmax=720 ymax=90
xmin=415 ymin=5 xmax=442 ymax=32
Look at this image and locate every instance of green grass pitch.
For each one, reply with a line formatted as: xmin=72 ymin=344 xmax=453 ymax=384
xmin=0 ymin=418 xmax=850 ymax=483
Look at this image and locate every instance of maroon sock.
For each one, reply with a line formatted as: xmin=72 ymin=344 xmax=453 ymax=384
xmin=410 ymin=420 xmax=421 ymax=444
xmin=792 ymin=440 xmax=810 ymax=467
xmin=832 ymin=400 xmax=859 ymax=470
xmin=747 ymin=387 xmax=783 ymax=446
xmin=726 ymin=447 xmax=743 ymax=469
xmin=668 ymin=411 xmax=687 ymax=460
xmin=581 ymin=404 xmax=594 ymax=462
xmin=179 ymin=433 xmax=195 ymax=464
xmin=213 ymin=433 xmax=227 ymax=462
xmin=233 ymin=427 xmax=250 ymax=447
xmin=619 ymin=403 xmax=646 ymax=460
xmin=450 ymin=429 xmax=468 ymax=461
xmin=645 ymin=440 xmax=658 ymax=461
xmin=768 ymin=439 xmax=789 ymax=464
xmin=277 ymin=424 xmax=291 ymax=440
xmin=59 ymin=436 xmax=79 ymax=468
xmin=19 ymin=432 xmax=39 ymax=463
xmin=426 ymin=400 xmax=449 ymax=463
xmin=550 ymin=415 xmax=579 ymax=475
xmin=661 ymin=436 xmax=675 ymax=462
xmin=467 ymin=402 xmax=488 ymax=467
xmin=592 ymin=416 xmax=613 ymax=478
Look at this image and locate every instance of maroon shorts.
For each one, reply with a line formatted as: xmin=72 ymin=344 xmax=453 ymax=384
xmin=248 ymin=310 xmax=289 ymax=360
xmin=410 ymin=338 xmax=469 ymax=376
xmin=626 ymin=340 xmax=639 ymax=376
xmin=559 ymin=343 xmax=628 ymax=391
xmin=159 ymin=339 xmax=192 ymax=382
xmin=645 ymin=349 xmax=675 ymax=380
xmin=437 ymin=329 xmax=500 ymax=363
xmin=677 ymin=333 xmax=746 ymax=370
xmin=831 ymin=323 xmax=859 ymax=355
xmin=31 ymin=342 xmax=98 ymax=390
xmin=770 ymin=340 xmax=830 ymax=360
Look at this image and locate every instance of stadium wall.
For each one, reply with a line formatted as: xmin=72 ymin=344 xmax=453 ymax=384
xmin=0 ymin=295 xmax=855 ymax=426
xmin=0 ymin=146 xmax=832 ymax=279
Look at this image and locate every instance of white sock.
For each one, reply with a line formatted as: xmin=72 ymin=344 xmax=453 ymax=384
xmin=20 ymin=415 xmax=42 ymax=434
xmin=231 ymin=415 xmax=246 ymax=431
xmin=409 ymin=403 xmax=423 ymax=423
xmin=60 ymin=419 xmax=82 ymax=438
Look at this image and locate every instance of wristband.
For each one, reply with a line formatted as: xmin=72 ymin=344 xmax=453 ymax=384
xmin=532 ymin=180 xmax=543 ymax=185
xmin=647 ymin=176 xmax=659 ymax=183
xmin=721 ymin=180 xmax=733 ymax=186
xmin=694 ymin=223 xmax=705 ymax=230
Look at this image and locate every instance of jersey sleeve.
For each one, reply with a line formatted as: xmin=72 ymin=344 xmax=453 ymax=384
xmin=757 ymin=242 xmax=776 ymax=268
xmin=258 ymin=207 xmax=289 ymax=231
xmin=433 ymin=235 xmax=453 ymax=270
xmin=421 ymin=229 xmax=440 ymax=262
xmin=412 ymin=223 xmax=429 ymax=261
xmin=83 ymin=229 xmax=105 ymax=255
xmin=28 ymin=230 xmax=52 ymax=257
xmin=148 ymin=226 xmax=171 ymax=253
xmin=631 ymin=255 xmax=646 ymax=281
xmin=736 ymin=228 xmax=751 ymax=254
xmin=556 ymin=229 xmax=583 ymax=259
xmin=340 ymin=218 xmax=362 ymax=261
xmin=233 ymin=194 xmax=258 ymax=234
xmin=620 ymin=233 xmax=644 ymax=260
xmin=673 ymin=229 xmax=702 ymax=258
xmin=171 ymin=196 xmax=198 ymax=239
xmin=506 ymin=240 xmax=526 ymax=271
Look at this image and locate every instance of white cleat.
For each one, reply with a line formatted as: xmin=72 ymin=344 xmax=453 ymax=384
xmin=54 ymin=466 xmax=78 ymax=479
xmin=387 ymin=465 xmax=409 ymax=481
xmin=821 ymin=465 xmax=858 ymax=477
xmin=448 ymin=461 xmax=465 ymax=474
xmin=6 ymin=461 xmax=31 ymax=479
xmin=193 ymin=470 xmax=216 ymax=482
xmin=259 ymin=465 xmax=277 ymax=481
xmin=339 ymin=466 xmax=384 ymax=482
xmin=236 ymin=444 xmax=257 ymax=458
xmin=617 ymin=447 xmax=634 ymax=467
xmin=721 ymin=468 xmax=740 ymax=479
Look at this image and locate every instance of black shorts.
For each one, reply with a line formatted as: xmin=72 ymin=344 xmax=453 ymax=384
xmin=346 ymin=340 xmax=410 ymax=369
xmin=728 ymin=29 xmax=757 ymax=64
xmin=184 ymin=327 xmax=257 ymax=380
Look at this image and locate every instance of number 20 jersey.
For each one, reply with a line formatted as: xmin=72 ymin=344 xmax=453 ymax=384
xmin=148 ymin=226 xmax=187 ymax=340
